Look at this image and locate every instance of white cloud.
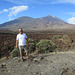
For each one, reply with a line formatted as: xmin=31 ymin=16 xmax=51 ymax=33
xmin=52 ymin=0 xmax=75 ymax=4
xmin=8 ymin=5 xmax=28 ymax=17
xmin=3 ymin=9 xmax=8 ymax=12
xmin=4 ymin=0 xmax=75 ymax=4
xmin=7 ymin=5 xmax=28 ymax=21
xmin=67 ymin=17 xmax=75 ymax=24
xmin=0 ymin=9 xmax=8 ymax=13
xmin=0 ymin=5 xmax=28 ymax=21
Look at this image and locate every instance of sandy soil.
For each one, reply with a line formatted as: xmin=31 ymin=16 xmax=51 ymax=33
xmin=0 ymin=51 xmax=75 ymax=75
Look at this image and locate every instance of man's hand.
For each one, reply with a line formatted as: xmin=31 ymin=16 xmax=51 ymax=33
xmin=16 ymin=45 xmax=18 ymax=49
xmin=16 ymin=40 xmax=18 ymax=50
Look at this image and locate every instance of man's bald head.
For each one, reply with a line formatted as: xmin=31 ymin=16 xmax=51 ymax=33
xmin=19 ymin=28 xmax=23 ymax=34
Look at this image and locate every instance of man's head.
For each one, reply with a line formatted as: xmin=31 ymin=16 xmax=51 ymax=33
xmin=19 ymin=28 xmax=23 ymax=34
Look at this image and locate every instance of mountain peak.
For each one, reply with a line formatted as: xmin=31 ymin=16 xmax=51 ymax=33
xmin=47 ymin=15 xmax=51 ymax=16
xmin=46 ymin=15 xmax=56 ymax=18
xmin=40 ymin=15 xmax=66 ymax=23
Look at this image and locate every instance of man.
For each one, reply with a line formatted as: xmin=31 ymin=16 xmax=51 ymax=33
xmin=16 ymin=28 xmax=31 ymax=61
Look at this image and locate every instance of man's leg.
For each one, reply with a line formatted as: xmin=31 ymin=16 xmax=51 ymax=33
xmin=26 ymin=52 xmax=31 ymax=61
xmin=20 ymin=52 xmax=23 ymax=61
xmin=19 ymin=46 xmax=23 ymax=61
xmin=23 ymin=46 xmax=31 ymax=61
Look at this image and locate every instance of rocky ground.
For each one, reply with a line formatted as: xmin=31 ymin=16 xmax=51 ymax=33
xmin=0 ymin=51 xmax=75 ymax=75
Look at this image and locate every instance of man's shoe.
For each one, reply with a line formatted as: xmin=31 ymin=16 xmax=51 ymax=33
xmin=28 ymin=58 xmax=31 ymax=61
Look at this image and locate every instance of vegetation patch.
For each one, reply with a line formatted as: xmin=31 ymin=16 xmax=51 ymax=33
xmin=11 ymin=46 xmax=20 ymax=57
xmin=36 ymin=39 xmax=57 ymax=53
xmin=26 ymin=39 xmax=36 ymax=53
xmin=52 ymin=35 xmax=62 ymax=39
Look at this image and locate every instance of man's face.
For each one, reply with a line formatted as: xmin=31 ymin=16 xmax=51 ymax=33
xmin=19 ymin=29 xmax=23 ymax=34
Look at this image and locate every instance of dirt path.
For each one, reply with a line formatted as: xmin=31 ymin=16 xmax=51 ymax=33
xmin=0 ymin=51 xmax=75 ymax=75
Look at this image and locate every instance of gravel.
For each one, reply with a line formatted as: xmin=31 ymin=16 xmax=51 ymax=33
xmin=0 ymin=51 xmax=75 ymax=75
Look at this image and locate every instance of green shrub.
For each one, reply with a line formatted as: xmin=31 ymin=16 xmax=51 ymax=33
xmin=26 ymin=39 xmax=36 ymax=53
xmin=11 ymin=46 xmax=20 ymax=57
xmin=28 ymin=39 xmax=35 ymax=43
xmin=36 ymin=39 xmax=57 ymax=53
xmin=52 ymin=35 xmax=62 ymax=39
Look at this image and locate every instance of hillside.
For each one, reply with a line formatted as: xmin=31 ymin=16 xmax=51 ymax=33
xmin=0 ymin=15 xmax=75 ymax=31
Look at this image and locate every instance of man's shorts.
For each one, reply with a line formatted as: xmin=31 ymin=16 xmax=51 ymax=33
xmin=19 ymin=45 xmax=28 ymax=53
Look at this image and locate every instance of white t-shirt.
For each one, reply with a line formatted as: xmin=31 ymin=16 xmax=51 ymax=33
xmin=16 ymin=33 xmax=27 ymax=46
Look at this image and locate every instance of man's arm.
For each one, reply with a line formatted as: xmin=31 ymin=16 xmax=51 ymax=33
xmin=16 ymin=40 xmax=18 ymax=49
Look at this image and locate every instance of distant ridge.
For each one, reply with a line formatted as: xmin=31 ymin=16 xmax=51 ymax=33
xmin=0 ymin=15 xmax=75 ymax=31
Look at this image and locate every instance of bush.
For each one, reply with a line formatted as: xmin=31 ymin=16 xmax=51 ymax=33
xmin=26 ymin=39 xmax=36 ymax=53
xmin=36 ymin=39 xmax=57 ymax=53
xmin=28 ymin=39 xmax=35 ymax=43
xmin=52 ymin=35 xmax=62 ymax=39
xmin=11 ymin=46 xmax=20 ymax=57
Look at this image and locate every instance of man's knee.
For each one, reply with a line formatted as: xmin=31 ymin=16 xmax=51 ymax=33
xmin=26 ymin=52 xmax=28 ymax=56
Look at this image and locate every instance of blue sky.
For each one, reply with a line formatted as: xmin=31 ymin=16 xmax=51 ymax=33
xmin=0 ymin=0 xmax=75 ymax=24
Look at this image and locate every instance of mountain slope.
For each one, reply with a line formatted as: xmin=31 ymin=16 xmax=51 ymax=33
xmin=0 ymin=15 xmax=75 ymax=31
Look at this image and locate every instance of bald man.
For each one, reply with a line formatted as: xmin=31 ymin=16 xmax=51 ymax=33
xmin=16 ymin=28 xmax=31 ymax=61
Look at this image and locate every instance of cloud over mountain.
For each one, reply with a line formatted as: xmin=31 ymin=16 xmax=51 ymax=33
xmin=0 ymin=5 xmax=29 ymax=21
xmin=8 ymin=6 xmax=28 ymax=17
xmin=0 ymin=9 xmax=8 ymax=13
xmin=67 ymin=17 xmax=75 ymax=24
